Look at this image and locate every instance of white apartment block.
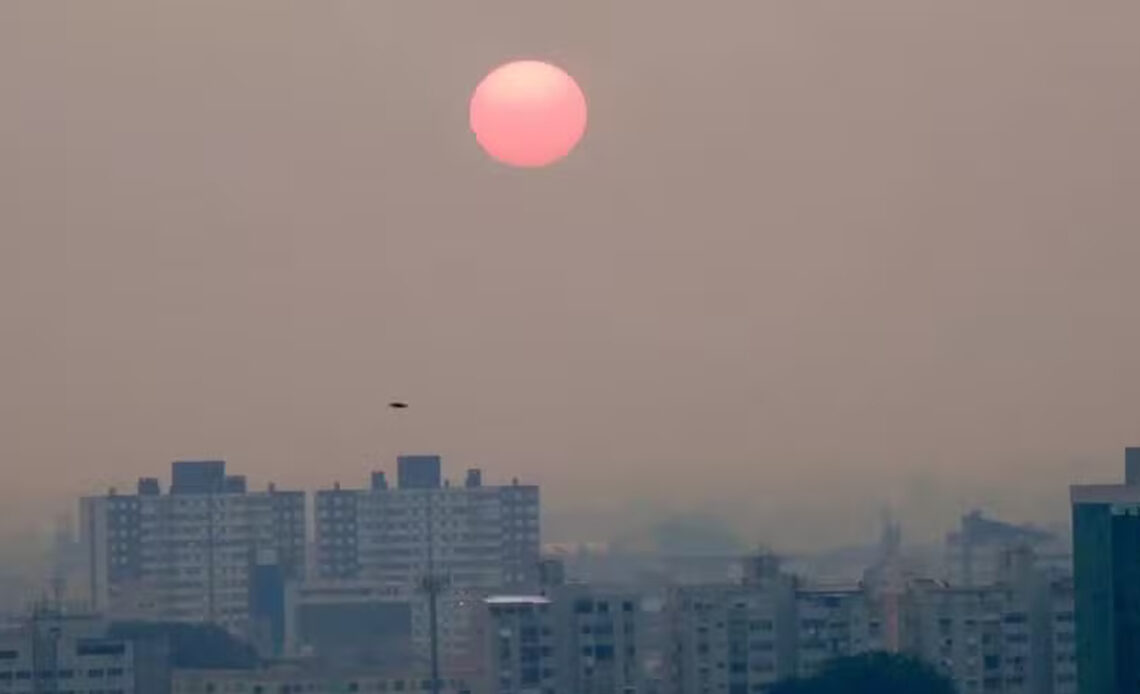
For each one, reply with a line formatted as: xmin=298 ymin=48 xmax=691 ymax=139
xmin=314 ymin=457 xmax=540 ymax=669
xmin=904 ymin=549 xmax=1075 ymax=694
xmin=665 ymin=556 xmax=800 ymax=694
xmin=79 ymin=461 xmax=305 ymax=638
xmin=794 ymin=588 xmax=885 ymax=678
xmin=551 ymin=586 xmax=643 ymax=694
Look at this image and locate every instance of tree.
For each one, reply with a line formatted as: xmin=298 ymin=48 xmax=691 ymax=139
xmin=769 ymin=652 xmax=956 ymax=694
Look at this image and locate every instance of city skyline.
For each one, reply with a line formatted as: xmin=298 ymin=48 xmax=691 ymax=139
xmin=6 ymin=1 xmax=1138 ymax=692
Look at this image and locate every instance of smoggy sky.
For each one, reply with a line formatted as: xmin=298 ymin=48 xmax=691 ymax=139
xmin=3 ymin=0 xmax=1139 ymax=550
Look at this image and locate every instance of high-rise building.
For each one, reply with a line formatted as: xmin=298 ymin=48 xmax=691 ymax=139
xmin=79 ymin=461 xmax=305 ymax=638
xmin=1070 ymin=447 xmax=1140 ymax=694
xmin=313 ymin=457 xmax=540 ymax=670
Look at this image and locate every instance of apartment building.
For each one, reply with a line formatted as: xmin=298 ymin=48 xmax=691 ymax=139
xmin=314 ymin=456 xmax=540 ymax=668
xmin=79 ymin=461 xmax=305 ymax=637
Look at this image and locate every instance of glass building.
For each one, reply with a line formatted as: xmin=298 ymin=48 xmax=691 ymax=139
xmin=1070 ymin=447 xmax=1140 ymax=694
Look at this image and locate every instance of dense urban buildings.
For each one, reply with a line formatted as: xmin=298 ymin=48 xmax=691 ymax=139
xmin=314 ymin=455 xmax=541 ymax=669
xmin=79 ymin=461 xmax=306 ymax=639
xmin=1070 ymin=447 xmax=1140 ymax=694
xmin=0 ymin=611 xmax=169 ymax=694
xmin=479 ymin=579 xmax=645 ymax=694
xmin=172 ymin=667 xmax=477 ymax=694
xmin=664 ymin=554 xmax=893 ymax=694
xmin=906 ymin=547 xmax=1075 ymax=694
xmin=51 ymin=449 xmax=1105 ymax=694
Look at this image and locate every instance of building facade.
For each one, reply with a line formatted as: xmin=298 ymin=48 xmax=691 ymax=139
xmin=283 ymin=579 xmax=414 ymax=668
xmin=1070 ymin=447 xmax=1140 ymax=694
xmin=658 ymin=550 xmax=1074 ymax=694
xmin=905 ymin=545 xmax=1075 ymax=694
xmin=172 ymin=666 xmax=476 ymax=694
xmin=314 ymin=456 xmax=541 ymax=669
xmin=550 ymin=585 xmax=643 ymax=694
xmin=314 ymin=457 xmax=540 ymax=588
xmin=664 ymin=556 xmax=800 ymax=694
xmin=79 ymin=461 xmax=306 ymax=638
xmin=0 ymin=612 xmax=168 ymax=694
xmin=480 ymin=596 xmax=558 ymax=694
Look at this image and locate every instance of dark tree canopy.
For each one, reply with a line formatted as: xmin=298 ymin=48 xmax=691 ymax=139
xmin=769 ymin=652 xmax=957 ymax=694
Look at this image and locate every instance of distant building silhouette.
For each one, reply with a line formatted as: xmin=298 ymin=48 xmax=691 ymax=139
xmin=945 ymin=510 xmax=1067 ymax=586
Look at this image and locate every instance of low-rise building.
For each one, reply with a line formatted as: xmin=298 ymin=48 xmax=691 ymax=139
xmin=665 ymin=555 xmax=799 ymax=694
xmin=549 ymin=585 xmax=643 ymax=694
xmin=480 ymin=595 xmax=558 ymax=694
xmin=283 ymin=579 xmax=414 ymax=668
xmin=172 ymin=666 xmax=476 ymax=694
xmin=0 ymin=611 xmax=169 ymax=694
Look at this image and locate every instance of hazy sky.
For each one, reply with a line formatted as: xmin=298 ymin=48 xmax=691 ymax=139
xmin=3 ymin=0 xmax=1139 ymax=550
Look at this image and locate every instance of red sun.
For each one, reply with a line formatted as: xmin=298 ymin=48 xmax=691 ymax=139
xmin=469 ymin=60 xmax=588 ymax=168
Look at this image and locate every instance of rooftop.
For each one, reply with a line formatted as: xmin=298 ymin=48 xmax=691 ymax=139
xmin=484 ymin=596 xmax=550 ymax=606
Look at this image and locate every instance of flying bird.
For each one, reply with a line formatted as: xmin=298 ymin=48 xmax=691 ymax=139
xmin=388 ymin=402 xmax=409 ymax=409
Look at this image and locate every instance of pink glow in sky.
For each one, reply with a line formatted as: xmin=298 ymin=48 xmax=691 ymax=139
xmin=469 ymin=60 xmax=587 ymax=168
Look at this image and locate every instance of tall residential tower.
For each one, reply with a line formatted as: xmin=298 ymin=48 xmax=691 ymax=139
xmin=314 ymin=455 xmax=540 ymax=669
xmin=79 ymin=461 xmax=305 ymax=639
xmin=1070 ymin=447 xmax=1140 ymax=694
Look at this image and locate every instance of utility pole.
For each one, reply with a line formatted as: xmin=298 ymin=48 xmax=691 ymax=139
xmin=420 ymin=488 xmax=447 ymax=694
xmin=388 ymin=401 xmax=444 ymax=694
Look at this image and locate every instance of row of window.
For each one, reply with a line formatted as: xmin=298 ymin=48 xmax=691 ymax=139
xmin=0 ymin=667 xmax=126 ymax=681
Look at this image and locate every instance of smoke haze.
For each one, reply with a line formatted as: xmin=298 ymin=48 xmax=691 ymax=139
xmin=3 ymin=0 xmax=1140 ymax=550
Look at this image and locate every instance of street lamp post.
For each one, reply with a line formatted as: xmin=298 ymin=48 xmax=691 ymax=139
xmin=420 ymin=487 xmax=448 ymax=694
